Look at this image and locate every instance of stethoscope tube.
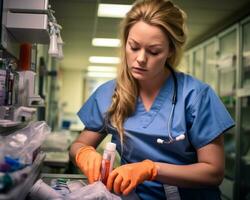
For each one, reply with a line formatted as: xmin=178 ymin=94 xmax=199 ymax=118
xmin=156 ymin=64 xmax=185 ymax=144
xmin=167 ymin=64 xmax=177 ymax=105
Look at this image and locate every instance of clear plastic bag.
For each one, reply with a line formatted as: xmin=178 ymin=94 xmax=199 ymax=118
xmin=29 ymin=180 xmax=120 ymax=200
xmin=2 ymin=121 xmax=50 ymax=164
xmin=64 ymin=181 xmax=121 ymax=200
xmin=64 ymin=181 xmax=140 ymax=200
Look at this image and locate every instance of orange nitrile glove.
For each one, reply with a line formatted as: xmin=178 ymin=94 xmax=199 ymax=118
xmin=106 ymin=159 xmax=157 ymax=195
xmin=75 ymin=146 xmax=102 ymax=184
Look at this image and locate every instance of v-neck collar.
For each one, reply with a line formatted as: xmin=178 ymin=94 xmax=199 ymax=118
xmin=136 ymin=73 xmax=174 ymax=128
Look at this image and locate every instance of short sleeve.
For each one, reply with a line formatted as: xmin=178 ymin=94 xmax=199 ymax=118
xmin=77 ymin=80 xmax=115 ymax=133
xmin=77 ymin=90 xmax=105 ymax=133
xmin=187 ymin=86 xmax=235 ymax=149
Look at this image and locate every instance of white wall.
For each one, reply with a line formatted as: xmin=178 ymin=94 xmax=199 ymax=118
xmin=60 ymin=69 xmax=83 ymax=114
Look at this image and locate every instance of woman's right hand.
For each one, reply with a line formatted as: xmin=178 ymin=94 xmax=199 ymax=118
xmin=75 ymin=146 xmax=102 ymax=183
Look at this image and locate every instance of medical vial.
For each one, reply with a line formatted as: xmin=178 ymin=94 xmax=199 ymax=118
xmin=101 ymin=142 xmax=116 ymax=184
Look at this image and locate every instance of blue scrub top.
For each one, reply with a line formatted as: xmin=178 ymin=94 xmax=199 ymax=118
xmin=78 ymin=72 xmax=234 ymax=200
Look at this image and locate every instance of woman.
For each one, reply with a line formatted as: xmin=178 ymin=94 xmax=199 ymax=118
xmin=70 ymin=0 xmax=234 ymax=199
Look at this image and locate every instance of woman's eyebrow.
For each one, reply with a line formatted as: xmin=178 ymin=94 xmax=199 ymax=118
xmin=148 ymin=44 xmax=162 ymax=48
xmin=128 ymin=38 xmax=162 ymax=48
xmin=128 ymin=38 xmax=139 ymax=44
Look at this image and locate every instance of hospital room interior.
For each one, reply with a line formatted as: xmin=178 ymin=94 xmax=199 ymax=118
xmin=0 ymin=0 xmax=250 ymax=199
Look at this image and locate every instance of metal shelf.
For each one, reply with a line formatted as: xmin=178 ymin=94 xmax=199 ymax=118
xmin=0 ymin=120 xmax=29 ymax=135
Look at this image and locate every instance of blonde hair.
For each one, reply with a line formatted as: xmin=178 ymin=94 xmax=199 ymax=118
xmin=107 ymin=0 xmax=187 ymax=144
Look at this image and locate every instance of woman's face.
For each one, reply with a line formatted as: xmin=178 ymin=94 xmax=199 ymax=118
xmin=125 ymin=21 xmax=171 ymax=82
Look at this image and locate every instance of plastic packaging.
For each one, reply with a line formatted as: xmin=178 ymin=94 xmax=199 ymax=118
xmin=101 ymin=142 xmax=116 ymax=184
xmin=66 ymin=180 xmax=86 ymax=193
xmin=0 ymin=166 xmax=31 ymax=192
xmin=29 ymin=179 xmax=62 ymax=200
xmin=3 ymin=121 xmax=50 ymax=164
xmin=65 ymin=181 xmax=121 ymax=200
xmin=28 ymin=178 xmax=139 ymax=200
xmin=51 ymin=178 xmax=70 ymax=196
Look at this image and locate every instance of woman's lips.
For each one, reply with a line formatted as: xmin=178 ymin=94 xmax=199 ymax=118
xmin=131 ymin=67 xmax=148 ymax=73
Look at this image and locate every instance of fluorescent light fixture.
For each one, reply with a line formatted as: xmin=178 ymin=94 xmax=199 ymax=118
xmin=92 ymin=38 xmax=121 ymax=47
xmin=243 ymin=51 xmax=250 ymax=57
xmin=89 ymin=56 xmax=120 ymax=64
xmin=86 ymin=72 xmax=116 ymax=78
xmin=98 ymin=4 xmax=132 ymax=18
xmin=87 ymin=66 xmax=117 ymax=72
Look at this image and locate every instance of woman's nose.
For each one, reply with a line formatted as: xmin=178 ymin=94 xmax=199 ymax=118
xmin=136 ymin=50 xmax=146 ymax=65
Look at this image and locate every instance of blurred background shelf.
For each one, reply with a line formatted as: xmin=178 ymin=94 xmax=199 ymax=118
xmin=0 ymin=152 xmax=45 ymax=200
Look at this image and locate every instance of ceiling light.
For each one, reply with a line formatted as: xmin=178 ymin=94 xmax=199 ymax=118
xmin=87 ymin=66 xmax=117 ymax=72
xmin=89 ymin=56 xmax=120 ymax=64
xmin=98 ymin=4 xmax=132 ymax=18
xmin=92 ymin=38 xmax=121 ymax=47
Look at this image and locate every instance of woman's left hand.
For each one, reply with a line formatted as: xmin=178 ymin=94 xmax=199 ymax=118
xmin=106 ymin=160 xmax=157 ymax=195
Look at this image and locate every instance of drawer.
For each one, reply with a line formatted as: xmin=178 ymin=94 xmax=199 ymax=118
xmin=6 ymin=0 xmax=48 ymax=13
xmin=5 ymin=12 xmax=49 ymax=43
